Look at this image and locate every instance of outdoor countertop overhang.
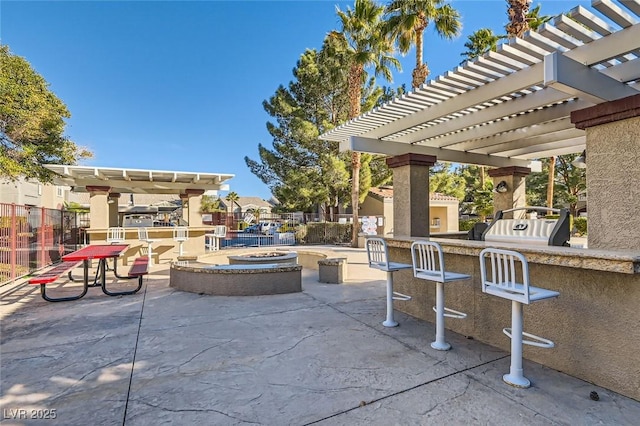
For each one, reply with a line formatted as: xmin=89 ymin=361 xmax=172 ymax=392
xmin=386 ymin=236 xmax=640 ymax=275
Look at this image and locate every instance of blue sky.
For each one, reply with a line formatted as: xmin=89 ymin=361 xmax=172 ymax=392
xmin=2 ymin=0 xmax=588 ymax=200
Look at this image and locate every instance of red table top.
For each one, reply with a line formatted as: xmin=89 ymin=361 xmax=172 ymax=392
xmin=62 ymin=244 xmax=128 ymax=261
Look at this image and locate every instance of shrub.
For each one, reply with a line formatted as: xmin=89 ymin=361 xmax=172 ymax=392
xmin=459 ymin=219 xmax=480 ymax=232
xmin=574 ymin=217 xmax=587 ymax=236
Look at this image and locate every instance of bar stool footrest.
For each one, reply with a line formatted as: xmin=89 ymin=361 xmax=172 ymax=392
xmin=503 ymin=328 xmax=555 ymax=348
xmin=433 ymin=306 xmax=467 ymax=319
xmin=392 ymin=291 xmax=412 ymax=301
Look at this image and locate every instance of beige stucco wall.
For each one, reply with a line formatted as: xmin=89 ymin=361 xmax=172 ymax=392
xmin=385 ymin=239 xmax=640 ymax=401
xmin=362 ymin=196 xmax=459 ymax=235
xmin=585 ymin=116 xmax=640 ymax=250
xmin=86 ymin=227 xmax=212 ymax=265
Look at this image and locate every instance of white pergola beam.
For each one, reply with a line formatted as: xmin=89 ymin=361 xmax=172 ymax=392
xmin=500 ymin=136 xmax=586 ymax=157
xmin=544 ymin=52 xmax=639 ymax=103
xmin=563 ymin=23 xmax=640 ymax=65
xmin=438 ymin=99 xmax=592 ymax=149
xmin=474 ymin=128 xmax=585 ymax=155
xmin=343 ymin=136 xmax=542 ymax=171
xmin=361 ymin=63 xmax=546 ymax=140
xmin=398 ymin=87 xmax=573 ymax=144
xmin=601 ymin=56 xmax=640 ymax=82
xmin=593 ymin=0 xmax=638 ymax=28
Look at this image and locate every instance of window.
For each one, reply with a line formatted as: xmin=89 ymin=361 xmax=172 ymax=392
xmin=56 ymin=186 xmax=63 ymax=197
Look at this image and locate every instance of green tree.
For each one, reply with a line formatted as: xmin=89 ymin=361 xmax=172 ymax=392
xmin=429 ymin=162 xmax=465 ymax=200
xmin=459 ymin=165 xmax=493 ymax=220
xmin=526 ymin=154 xmax=586 ymax=216
xmin=199 ymin=195 xmax=224 ymax=213
xmin=460 ymin=28 xmax=503 ymax=62
xmin=245 ymin=49 xmax=352 ymax=216
xmin=225 ymin=191 xmax=239 ymax=215
xmin=385 ymin=0 xmax=461 ymax=90
xmin=325 ymin=0 xmax=400 ymax=247
xmin=0 ymin=45 xmax=92 ymax=182
xmin=527 ymin=4 xmax=553 ymax=31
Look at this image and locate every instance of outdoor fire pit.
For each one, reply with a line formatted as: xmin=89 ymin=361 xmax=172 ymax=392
xmin=170 ymin=261 xmax=302 ymax=296
xmin=227 ymin=251 xmax=298 ymax=265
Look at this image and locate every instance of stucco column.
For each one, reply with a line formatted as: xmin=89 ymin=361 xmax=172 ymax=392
xmin=488 ymin=167 xmax=531 ymax=219
xmin=386 ymin=153 xmax=436 ymax=238
xmin=180 ymin=189 xmax=205 ymax=227
xmin=108 ymin=193 xmax=120 ymax=227
xmin=87 ymin=186 xmax=111 ymax=229
xmin=571 ymin=93 xmax=640 ymax=251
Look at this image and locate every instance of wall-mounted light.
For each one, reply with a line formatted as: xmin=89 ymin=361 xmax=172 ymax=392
xmin=107 ymin=199 xmax=115 ymax=204
xmin=495 ymin=180 xmax=508 ymax=193
xmin=572 ymin=150 xmax=587 ymax=169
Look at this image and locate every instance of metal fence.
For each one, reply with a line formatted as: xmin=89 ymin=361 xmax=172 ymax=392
xmin=0 ymin=203 xmax=85 ymax=285
xmin=205 ymin=212 xmax=384 ymax=248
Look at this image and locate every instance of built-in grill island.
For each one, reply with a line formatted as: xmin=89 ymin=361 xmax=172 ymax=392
xmin=470 ymin=207 xmax=571 ymax=247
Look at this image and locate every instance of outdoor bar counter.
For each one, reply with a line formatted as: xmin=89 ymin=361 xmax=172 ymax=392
xmin=85 ymin=227 xmax=213 ymax=264
xmin=384 ymin=236 xmax=640 ymax=400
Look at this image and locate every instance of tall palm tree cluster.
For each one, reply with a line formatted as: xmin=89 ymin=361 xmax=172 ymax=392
xmin=461 ymin=2 xmax=551 ymax=61
xmin=303 ymin=0 xmax=553 ymax=246
xmin=327 ymin=0 xmax=461 ymax=246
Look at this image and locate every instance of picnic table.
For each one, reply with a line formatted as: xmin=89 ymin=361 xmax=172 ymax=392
xmin=30 ymin=244 xmax=148 ymax=302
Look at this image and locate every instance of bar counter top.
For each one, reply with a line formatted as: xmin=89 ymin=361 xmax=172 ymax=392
xmin=385 ymin=235 xmax=640 ymax=274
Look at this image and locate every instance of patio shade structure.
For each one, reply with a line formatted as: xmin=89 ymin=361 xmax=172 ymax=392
xmin=44 ymin=165 xmax=233 ymax=195
xmin=319 ymin=0 xmax=640 ymax=170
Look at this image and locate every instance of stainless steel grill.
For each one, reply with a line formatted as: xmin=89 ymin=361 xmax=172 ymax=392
xmin=480 ymin=207 xmax=570 ymax=247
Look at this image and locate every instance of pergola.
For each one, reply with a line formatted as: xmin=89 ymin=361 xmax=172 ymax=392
xmin=44 ymin=165 xmax=233 ymax=195
xmin=320 ymin=1 xmax=639 ymax=169
xmin=45 ymin=165 xmax=234 ymax=229
xmin=320 ymin=0 xmax=640 ymax=246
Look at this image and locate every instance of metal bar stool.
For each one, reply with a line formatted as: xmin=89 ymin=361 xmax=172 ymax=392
xmin=138 ymin=227 xmax=158 ymax=267
xmin=173 ymin=226 xmax=189 ymax=257
xmin=411 ymin=240 xmax=470 ymax=351
xmin=479 ymin=247 xmax=560 ymax=388
xmin=365 ymin=237 xmax=412 ymax=327
xmin=105 ymin=227 xmax=126 ymax=271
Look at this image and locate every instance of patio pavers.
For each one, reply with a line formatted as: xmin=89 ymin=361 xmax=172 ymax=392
xmin=1 ymin=246 xmax=639 ymax=425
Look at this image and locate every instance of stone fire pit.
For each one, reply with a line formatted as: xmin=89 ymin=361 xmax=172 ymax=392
xmin=227 ymin=251 xmax=298 ymax=265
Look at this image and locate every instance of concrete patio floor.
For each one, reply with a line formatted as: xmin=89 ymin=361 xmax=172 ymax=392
xmin=1 ymin=246 xmax=638 ymax=425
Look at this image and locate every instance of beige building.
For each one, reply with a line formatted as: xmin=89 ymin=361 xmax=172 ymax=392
xmin=0 ymin=178 xmax=69 ymax=209
xmin=359 ymin=186 xmax=459 ymax=236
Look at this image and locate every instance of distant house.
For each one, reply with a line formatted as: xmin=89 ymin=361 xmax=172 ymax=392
xmin=359 ymin=186 xmax=460 ymax=235
xmin=219 ymin=196 xmax=276 ymax=216
xmin=0 ymin=178 xmax=69 ymax=209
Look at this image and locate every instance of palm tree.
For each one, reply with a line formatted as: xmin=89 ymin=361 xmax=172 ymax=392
xmin=225 ymin=191 xmax=239 ymax=227
xmin=505 ymin=0 xmax=532 ymax=38
xmin=460 ymin=28 xmax=503 ymax=62
xmin=527 ymin=4 xmax=552 ymax=31
xmin=385 ymin=0 xmax=461 ymax=90
xmin=325 ymin=0 xmax=400 ymax=247
xmin=505 ymin=1 xmax=555 ymax=208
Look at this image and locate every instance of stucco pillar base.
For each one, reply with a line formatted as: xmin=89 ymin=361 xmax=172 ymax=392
xmin=108 ymin=193 xmax=120 ymax=227
xmin=488 ymin=167 xmax=531 ymax=219
xmin=386 ymin=153 xmax=436 ymax=238
xmin=571 ymin=93 xmax=640 ymax=250
xmin=180 ymin=189 xmax=205 ymax=227
xmin=87 ymin=186 xmax=111 ymax=230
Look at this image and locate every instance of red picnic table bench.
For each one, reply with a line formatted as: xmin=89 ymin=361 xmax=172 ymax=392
xmin=29 ymin=244 xmax=149 ymax=302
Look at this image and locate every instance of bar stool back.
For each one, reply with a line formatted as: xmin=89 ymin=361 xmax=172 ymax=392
xmin=173 ymin=227 xmax=189 ymax=256
xmin=107 ymin=227 xmax=126 ymax=244
xmin=366 ymin=237 xmax=412 ymax=327
xmin=411 ymin=240 xmax=470 ymax=350
xmin=138 ymin=227 xmax=158 ymax=267
xmin=479 ymin=247 xmax=560 ymax=388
